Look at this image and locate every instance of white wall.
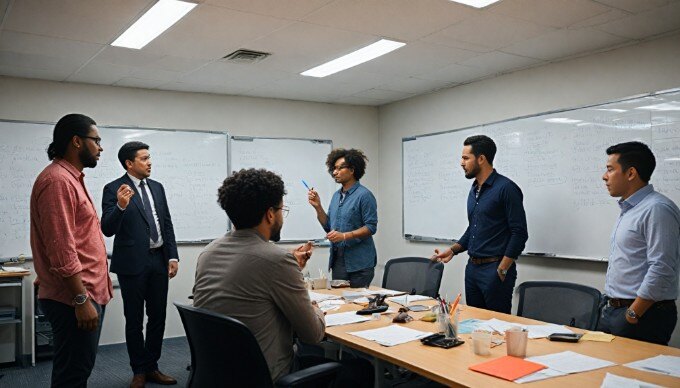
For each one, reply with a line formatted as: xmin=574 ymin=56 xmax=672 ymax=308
xmin=376 ymin=32 xmax=680 ymax=347
xmin=0 ymin=76 xmax=379 ymax=347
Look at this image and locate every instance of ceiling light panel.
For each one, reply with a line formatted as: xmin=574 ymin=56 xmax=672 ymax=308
xmin=112 ymin=0 xmax=197 ymax=49
xmin=301 ymin=39 xmax=405 ymax=78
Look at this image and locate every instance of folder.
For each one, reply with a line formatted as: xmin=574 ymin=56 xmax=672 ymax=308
xmin=469 ymin=355 xmax=546 ymax=381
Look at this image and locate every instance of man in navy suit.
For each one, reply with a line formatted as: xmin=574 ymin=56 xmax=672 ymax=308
xmin=102 ymin=141 xmax=178 ymax=388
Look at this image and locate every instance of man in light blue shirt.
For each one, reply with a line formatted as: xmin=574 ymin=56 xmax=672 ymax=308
xmin=598 ymin=141 xmax=679 ymax=345
xmin=308 ymin=149 xmax=378 ymax=287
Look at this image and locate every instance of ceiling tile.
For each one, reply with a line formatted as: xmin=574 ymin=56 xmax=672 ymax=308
xmin=303 ymin=0 xmax=476 ymax=41
xmin=67 ymin=61 xmax=135 ymax=85
xmin=0 ymin=31 xmax=103 ymax=72
xmin=205 ymin=0 xmax=333 ymax=20
xmin=458 ymin=51 xmax=544 ymax=74
xmin=331 ymin=96 xmax=386 ymax=106
xmin=3 ymin=0 xmax=153 ymax=44
xmin=502 ymin=28 xmax=629 ymax=61
xmin=422 ymin=13 xmax=554 ymax=52
xmin=593 ymin=0 xmax=674 ymax=14
xmin=158 ymin=81 xmax=252 ymax=96
xmin=129 ymin=67 xmax=185 ymax=83
xmin=142 ymin=4 xmax=292 ymax=60
xmin=376 ymin=77 xmax=449 ymax=94
xmin=352 ymin=88 xmax=414 ymax=100
xmin=0 ymin=64 xmax=71 ymax=81
xmin=567 ymin=8 xmax=630 ymax=29
xmin=490 ymin=0 xmax=611 ymax=28
xmin=92 ymin=46 xmax=165 ymax=68
xmin=594 ymin=2 xmax=680 ymax=39
xmin=178 ymin=61 xmax=290 ymax=91
xmin=150 ymin=56 xmax=207 ymax=73
xmin=113 ymin=77 xmax=164 ymax=89
xmin=418 ymin=63 xmax=492 ymax=83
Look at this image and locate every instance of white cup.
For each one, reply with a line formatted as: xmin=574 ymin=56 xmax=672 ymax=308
xmin=471 ymin=330 xmax=492 ymax=356
xmin=505 ymin=327 xmax=528 ymax=358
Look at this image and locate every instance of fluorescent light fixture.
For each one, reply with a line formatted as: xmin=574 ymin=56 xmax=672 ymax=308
xmin=112 ymin=0 xmax=196 ymax=49
xmin=545 ymin=118 xmax=582 ymax=124
xmin=595 ymin=108 xmax=627 ymax=113
xmin=301 ymin=39 xmax=405 ymax=78
xmin=448 ymin=0 xmax=501 ymax=8
xmin=635 ymin=102 xmax=680 ymax=111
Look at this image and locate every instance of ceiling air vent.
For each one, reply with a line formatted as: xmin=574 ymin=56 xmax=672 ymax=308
xmin=222 ymin=49 xmax=271 ymax=64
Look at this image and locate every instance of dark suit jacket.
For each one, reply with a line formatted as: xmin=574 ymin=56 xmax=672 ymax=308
xmin=101 ymin=174 xmax=179 ymax=276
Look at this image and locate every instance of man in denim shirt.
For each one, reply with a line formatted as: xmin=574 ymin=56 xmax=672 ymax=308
xmin=598 ymin=142 xmax=679 ymax=345
xmin=432 ymin=135 xmax=528 ymax=313
xmin=308 ymin=149 xmax=378 ymax=287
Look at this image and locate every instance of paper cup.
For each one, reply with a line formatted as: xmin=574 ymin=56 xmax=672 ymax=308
xmin=505 ymin=327 xmax=528 ymax=358
xmin=471 ymin=330 xmax=492 ymax=356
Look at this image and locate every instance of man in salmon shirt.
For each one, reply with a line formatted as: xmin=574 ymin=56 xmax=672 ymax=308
xmin=30 ymin=113 xmax=113 ymax=387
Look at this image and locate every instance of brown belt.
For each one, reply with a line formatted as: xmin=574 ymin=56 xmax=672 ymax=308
xmin=608 ymin=298 xmax=675 ymax=308
xmin=470 ymin=257 xmax=501 ymax=265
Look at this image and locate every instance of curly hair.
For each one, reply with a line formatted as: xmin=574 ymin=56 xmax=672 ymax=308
xmin=217 ymin=168 xmax=286 ymax=229
xmin=47 ymin=113 xmax=96 ymax=160
xmin=325 ymin=148 xmax=369 ymax=180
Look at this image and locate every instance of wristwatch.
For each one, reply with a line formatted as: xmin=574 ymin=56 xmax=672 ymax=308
xmin=497 ymin=267 xmax=508 ymax=276
xmin=73 ymin=293 xmax=89 ymax=306
xmin=626 ymin=308 xmax=640 ymax=320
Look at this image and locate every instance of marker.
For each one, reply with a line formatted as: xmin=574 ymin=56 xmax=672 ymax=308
xmin=302 ymin=179 xmax=311 ymax=190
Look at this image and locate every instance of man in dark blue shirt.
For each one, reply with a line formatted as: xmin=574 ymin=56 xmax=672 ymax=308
xmin=432 ymin=135 xmax=528 ymax=313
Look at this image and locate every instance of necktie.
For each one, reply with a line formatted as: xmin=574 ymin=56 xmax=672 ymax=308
xmin=139 ymin=181 xmax=159 ymax=242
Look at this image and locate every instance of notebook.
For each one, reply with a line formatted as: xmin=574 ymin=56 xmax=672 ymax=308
xmin=469 ymin=356 xmax=546 ymax=381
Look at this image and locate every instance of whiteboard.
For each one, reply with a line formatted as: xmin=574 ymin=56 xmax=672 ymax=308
xmin=403 ymin=89 xmax=680 ymax=261
xmin=230 ymin=137 xmax=336 ymax=242
xmin=0 ymin=121 xmax=229 ymax=258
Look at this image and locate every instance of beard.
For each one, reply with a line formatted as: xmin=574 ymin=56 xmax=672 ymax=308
xmin=464 ymin=163 xmax=480 ymax=179
xmin=270 ymin=222 xmax=282 ymax=242
xmin=79 ymin=147 xmax=98 ymax=168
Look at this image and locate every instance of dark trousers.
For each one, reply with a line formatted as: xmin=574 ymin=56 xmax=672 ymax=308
xmin=40 ymin=298 xmax=106 ymax=388
xmin=464 ymin=260 xmax=517 ymax=314
xmin=331 ymin=254 xmax=374 ymax=288
xmin=294 ymin=351 xmax=374 ymax=388
xmin=117 ymin=249 xmax=169 ymax=374
xmin=597 ymin=301 xmax=677 ymax=345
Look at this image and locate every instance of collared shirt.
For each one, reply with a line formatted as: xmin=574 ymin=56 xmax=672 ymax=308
xmin=193 ymin=229 xmax=325 ymax=381
xmin=605 ymin=184 xmax=680 ymax=301
xmin=457 ymin=170 xmax=528 ymax=259
xmin=324 ymin=181 xmax=378 ymax=272
xmin=126 ymin=173 xmax=164 ymax=249
xmin=30 ymin=159 xmax=113 ymax=306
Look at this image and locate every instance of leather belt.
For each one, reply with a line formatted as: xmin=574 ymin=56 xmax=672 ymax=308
xmin=607 ymin=298 xmax=675 ymax=308
xmin=469 ymin=257 xmax=501 ymax=264
xmin=149 ymin=247 xmax=163 ymax=254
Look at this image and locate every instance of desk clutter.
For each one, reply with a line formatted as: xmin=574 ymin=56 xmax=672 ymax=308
xmin=314 ymin=287 xmax=680 ymax=386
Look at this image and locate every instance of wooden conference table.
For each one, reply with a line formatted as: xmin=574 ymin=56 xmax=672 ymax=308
xmin=317 ymin=287 xmax=680 ymax=387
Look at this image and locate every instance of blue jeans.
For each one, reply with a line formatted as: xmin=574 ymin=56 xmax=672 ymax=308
xmin=597 ymin=301 xmax=677 ymax=345
xmin=465 ymin=260 xmax=517 ymax=314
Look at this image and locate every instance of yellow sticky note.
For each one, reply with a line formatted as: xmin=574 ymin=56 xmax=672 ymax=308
xmin=581 ymin=331 xmax=615 ymax=342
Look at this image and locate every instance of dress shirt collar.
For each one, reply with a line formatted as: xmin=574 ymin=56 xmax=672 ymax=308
xmin=472 ymin=169 xmax=498 ymax=190
xmin=54 ymin=158 xmax=84 ymax=180
xmin=341 ymin=181 xmax=361 ymax=195
xmin=127 ymin=172 xmax=146 ymax=187
xmin=231 ymin=228 xmax=268 ymax=242
xmin=618 ymin=184 xmax=654 ymax=213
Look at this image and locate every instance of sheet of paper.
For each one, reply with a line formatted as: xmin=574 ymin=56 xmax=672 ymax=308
xmin=528 ymin=351 xmax=616 ymax=374
xmin=600 ymin=372 xmax=661 ymax=388
xmin=475 ymin=318 xmax=522 ymax=334
xmin=458 ymin=318 xmax=486 ymax=334
xmin=624 ymin=355 xmax=680 ymax=378
xmin=325 ymin=311 xmax=371 ymax=327
xmin=523 ymin=324 xmax=573 ymax=339
xmin=0 ymin=266 xmax=30 ymax=273
xmin=374 ymin=289 xmax=407 ymax=296
xmin=348 ymin=324 xmax=433 ymax=346
xmin=308 ymin=291 xmax=341 ymax=303
xmin=388 ymin=294 xmax=432 ymax=306
xmin=342 ymin=289 xmax=374 ymax=300
xmin=515 ymin=368 xmax=568 ymax=383
xmin=581 ymin=331 xmax=615 ymax=342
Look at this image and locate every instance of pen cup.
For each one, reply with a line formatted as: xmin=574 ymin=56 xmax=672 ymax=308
xmin=505 ymin=327 xmax=528 ymax=358
xmin=471 ymin=330 xmax=492 ymax=356
xmin=311 ymin=278 xmax=327 ymax=290
xmin=437 ymin=313 xmax=457 ymax=339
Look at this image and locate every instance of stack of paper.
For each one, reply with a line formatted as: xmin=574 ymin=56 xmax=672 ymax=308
xmin=318 ymin=299 xmax=344 ymax=313
xmin=0 ymin=266 xmax=30 ymax=273
xmin=475 ymin=318 xmax=522 ymax=333
xmin=308 ymin=291 xmax=341 ymax=303
xmin=515 ymin=351 xmax=616 ymax=383
xmin=388 ymin=294 xmax=432 ymax=306
xmin=348 ymin=324 xmax=432 ymax=346
xmin=601 ymin=373 xmax=660 ymax=388
xmin=469 ymin=356 xmax=546 ymax=381
xmin=624 ymin=355 xmax=680 ymax=378
xmin=325 ymin=311 xmax=371 ymax=327
xmin=581 ymin=331 xmax=615 ymax=342
xmin=523 ymin=324 xmax=574 ymax=339
xmin=342 ymin=289 xmax=374 ymax=300
xmin=458 ymin=319 xmax=485 ymax=334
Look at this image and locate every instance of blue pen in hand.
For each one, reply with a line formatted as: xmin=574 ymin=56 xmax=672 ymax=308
xmin=302 ymin=179 xmax=312 ymax=190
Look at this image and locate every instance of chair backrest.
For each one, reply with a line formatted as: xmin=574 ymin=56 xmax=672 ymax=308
xmin=174 ymin=302 xmax=273 ymax=388
xmin=516 ymin=281 xmax=602 ymax=330
xmin=382 ymin=257 xmax=444 ymax=298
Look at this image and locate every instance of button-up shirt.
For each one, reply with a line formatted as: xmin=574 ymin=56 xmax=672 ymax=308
xmin=30 ymin=159 xmax=113 ymax=306
xmin=457 ymin=170 xmax=528 ymax=259
xmin=324 ymin=181 xmax=378 ymax=272
xmin=605 ymin=184 xmax=680 ymax=301
xmin=126 ymin=173 xmax=164 ymax=249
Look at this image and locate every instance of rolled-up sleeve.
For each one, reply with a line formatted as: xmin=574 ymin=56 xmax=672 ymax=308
xmin=35 ymin=179 xmax=82 ymax=277
xmin=361 ymin=191 xmax=378 ymax=235
xmin=638 ymin=203 xmax=680 ymax=301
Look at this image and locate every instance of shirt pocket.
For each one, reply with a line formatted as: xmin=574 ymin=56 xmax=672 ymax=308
xmin=75 ymin=198 xmax=97 ymax=225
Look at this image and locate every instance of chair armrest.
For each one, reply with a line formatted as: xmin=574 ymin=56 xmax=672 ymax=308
xmin=275 ymin=362 xmax=342 ymax=388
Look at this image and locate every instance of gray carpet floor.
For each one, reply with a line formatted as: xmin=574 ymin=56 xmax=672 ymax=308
xmin=0 ymin=336 xmax=191 ymax=387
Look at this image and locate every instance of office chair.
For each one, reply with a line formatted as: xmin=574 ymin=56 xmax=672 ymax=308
xmin=516 ymin=281 xmax=602 ymax=330
xmin=382 ymin=257 xmax=444 ymax=298
xmin=174 ymin=303 xmax=341 ymax=388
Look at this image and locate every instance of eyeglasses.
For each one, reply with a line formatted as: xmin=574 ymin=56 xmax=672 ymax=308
xmin=273 ymin=205 xmax=289 ymax=218
xmin=80 ymin=135 xmax=102 ymax=146
xmin=332 ymin=164 xmax=349 ymax=172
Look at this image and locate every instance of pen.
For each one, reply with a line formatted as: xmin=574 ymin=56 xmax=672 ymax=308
xmin=450 ymin=293 xmax=461 ymax=317
xmin=302 ymin=179 xmax=311 ymax=190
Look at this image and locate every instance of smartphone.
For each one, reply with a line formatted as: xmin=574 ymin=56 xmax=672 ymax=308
xmin=547 ymin=333 xmax=583 ymax=342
